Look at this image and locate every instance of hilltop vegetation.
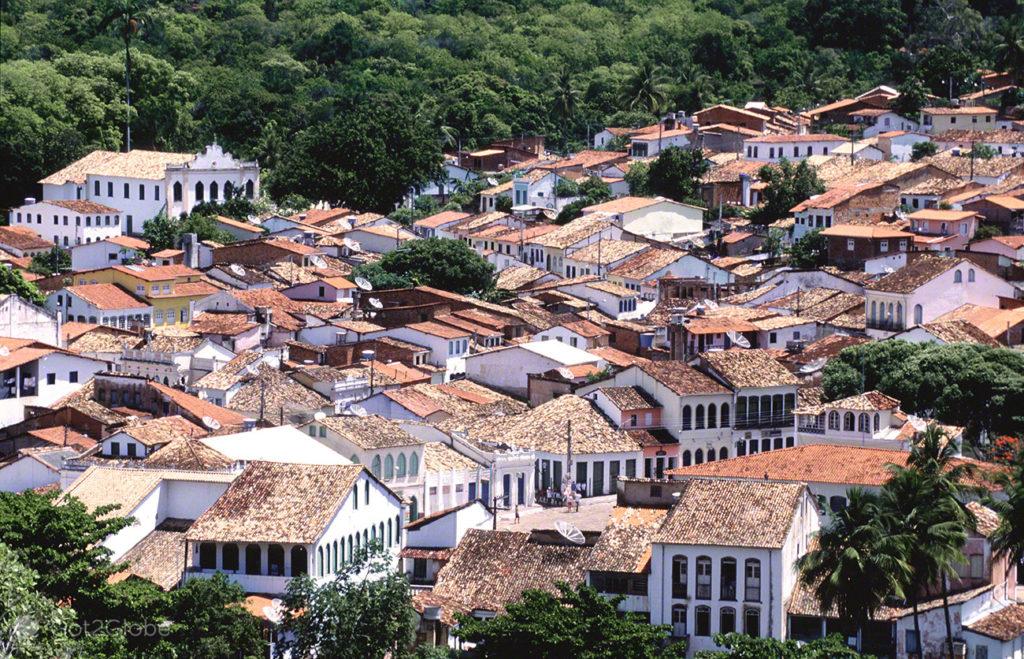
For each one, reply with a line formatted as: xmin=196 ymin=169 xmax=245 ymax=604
xmin=1 ymin=0 xmax=1021 ymax=210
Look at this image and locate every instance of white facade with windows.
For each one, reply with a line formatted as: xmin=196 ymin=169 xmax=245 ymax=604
xmin=743 ymin=136 xmax=847 ymax=163
xmin=8 ymin=200 xmax=122 ymax=248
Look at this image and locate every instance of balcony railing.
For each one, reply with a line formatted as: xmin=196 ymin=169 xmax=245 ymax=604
xmin=186 ymin=568 xmax=293 ymax=595
xmin=720 ymin=582 xmax=737 ymax=600
xmin=733 ymin=414 xmax=794 ymax=430
xmin=797 ymin=425 xmax=826 ymax=435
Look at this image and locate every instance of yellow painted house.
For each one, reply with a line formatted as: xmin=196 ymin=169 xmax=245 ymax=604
xmin=70 ymin=264 xmax=220 ymax=327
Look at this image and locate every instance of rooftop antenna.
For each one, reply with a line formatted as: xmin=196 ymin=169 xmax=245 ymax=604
xmin=555 ymin=520 xmax=586 ymax=545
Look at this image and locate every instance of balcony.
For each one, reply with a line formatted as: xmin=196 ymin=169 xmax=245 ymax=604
xmin=185 ymin=568 xmax=293 ymax=595
xmin=732 ymin=413 xmax=794 ymax=430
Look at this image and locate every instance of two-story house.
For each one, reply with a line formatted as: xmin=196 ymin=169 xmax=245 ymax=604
xmin=791 ymin=183 xmax=901 ymax=240
xmin=185 ymin=461 xmax=402 ymax=595
xmin=699 ymin=349 xmax=800 ymax=459
xmin=819 ymin=224 xmax=913 ymax=270
xmin=386 ymin=322 xmax=471 ymax=380
xmin=743 ymin=134 xmax=847 ymax=162
xmin=72 ymin=264 xmax=218 ymax=327
xmin=906 ymin=209 xmax=980 ymax=253
xmin=47 ymin=283 xmax=152 ymax=329
xmin=864 ymin=255 xmax=1017 ymax=338
xmin=69 ymin=235 xmax=150 ymax=271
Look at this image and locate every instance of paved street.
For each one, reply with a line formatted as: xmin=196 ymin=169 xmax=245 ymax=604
xmin=496 ymin=494 xmax=617 ymax=532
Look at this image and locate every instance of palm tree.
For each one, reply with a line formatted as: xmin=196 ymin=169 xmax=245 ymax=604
xmin=796 ymin=488 xmax=910 ymax=651
xmin=881 ymin=468 xmax=968 ymax=658
xmin=551 ymin=69 xmax=581 ymax=151
xmin=904 ymin=425 xmax=978 ymax=659
xmin=989 ymin=443 xmax=1024 ymax=585
xmin=98 ymin=0 xmax=153 ymax=151
xmin=994 ymin=19 xmax=1024 ymax=86
xmin=619 ymin=61 xmax=669 ymax=118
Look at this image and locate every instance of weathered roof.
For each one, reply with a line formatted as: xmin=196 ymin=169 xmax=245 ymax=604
xmin=317 ymin=415 xmax=423 ymax=450
xmin=425 ymin=529 xmax=592 ymax=616
xmin=414 ymin=210 xmax=472 ymax=229
xmin=608 ymin=248 xmax=685 ymax=280
xmin=600 ymin=386 xmax=660 ymax=410
xmin=701 ymin=349 xmax=799 ymax=388
xmin=145 ymin=328 xmax=203 ymax=354
xmin=586 ymin=506 xmax=668 ymax=574
xmin=568 ymin=240 xmax=648 ymax=265
xmin=0 ymin=226 xmax=53 ymax=251
xmin=496 ymin=265 xmax=552 ymax=291
xmin=113 ymin=518 xmax=193 ymax=590
xmin=963 ymin=605 xmax=1024 ymax=642
xmin=529 ymin=215 xmax=612 ymax=249
xmin=795 ymin=390 xmax=900 ymax=415
xmin=143 ymin=438 xmax=233 ymax=470
xmin=654 ymin=478 xmax=805 ymax=548
xmin=225 ymin=363 xmax=330 ymax=420
xmin=819 ymin=224 xmax=913 ymax=239
xmin=40 ymin=149 xmax=194 ymax=184
xmin=189 ymin=313 xmax=258 ymax=337
xmin=149 ymin=381 xmax=247 ymax=428
xmin=192 ymin=351 xmax=264 ymax=390
xmin=423 ymin=442 xmax=481 ymax=472
xmin=638 ymin=361 xmax=731 ymax=395
xmin=67 ymin=284 xmax=149 ymax=310
xmin=63 ymin=466 xmax=234 ymax=518
xmin=865 ymin=256 xmax=962 ymax=293
xmin=186 ymin=461 xmax=365 ymax=544
xmin=918 ymin=320 xmax=1001 ymax=346
xmin=116 ymin=415 xmax=206 ymax=447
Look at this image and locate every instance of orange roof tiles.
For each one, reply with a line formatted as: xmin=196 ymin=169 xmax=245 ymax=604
xmin=67 ymin=283 xmax=149 ymax=310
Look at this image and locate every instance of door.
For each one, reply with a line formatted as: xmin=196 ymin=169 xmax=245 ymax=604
xmin=502 ymin=474 xmax=511 ymax=507
xmin=609 ymin=461 xmax=620 ymax=488
xmin=517 ymin=474 xmax=525 ymax=504
xmin=481 ymin=480 xmax=490 ymax=506
xmin=592 ymin=461 xmax=604 ymax=496
xmin=468 ymin=481 xmax=477 ymax=502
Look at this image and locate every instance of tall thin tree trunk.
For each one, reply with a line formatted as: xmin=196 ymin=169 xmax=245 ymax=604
xmin=124 ymin=36 xmax=132 ymax=151
xmin=941 ymin=571 xmax=955 ymax=659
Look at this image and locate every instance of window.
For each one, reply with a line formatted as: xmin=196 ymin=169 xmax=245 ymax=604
xmin=107 ymin=181 xmax=113 ymax=197
xmin=671 ymin=604 xmax=687 ymax=637
xmin=769 ymin=331 xmax=777 ymax=344
xmin=745 ymin=559 xmax=761 ymax=601
xmin=682 ymin=405 xmax=692 ymax=430
xmin=954 ymin=270 xmax=963 ymax=283
xmin=629 ymin=414 xmax=637 ymax=427
xmin=843 ymin=412 xmax=855 ymax=432
xmin=352 ymin=485 xmax=359 ymax=509
xmin=199 ymin=543 xmax=217 ymax=569
xmin=222 ymin=543 xmax=239 ymax=571
xmin=409 ymin=452 xmax=419 ymax=476
xmin=695 ymin=606 xmax=711 ymax=636
xmin=123 ymin=182 xmax=130 ymax=199
xmin=970 ymin=554 xmax=984 ymax=578
xmin=154 ymin=185 xmax=160 ymax=201
xmin=696 ymin=556 xmax=712 ymax=599
xmin=364 ymin=480 xmax=369 ymax=504
xmin=195 ymin=181 xmax=204 ymax=201
xmin=720 ymin=607 xmax=736 ymax=634
xmin=880 ymin=240 xmax=888 ymax=253
xmin=708 ymin=403 xmax=717 ymax=428
xmin=672 ymin=556 xmax=687 ymax=598
xmin=976 ymin=646 xmax=988 ymax=659
xmin=906 ymin=630 xmax=920 ymax=656
xmin=173 ymin=182 xmax=182 ymax=202
xmin=721 ymin=557 xmax=737 ymax=600
xmin=138 ymin=184 xmax=145 ymax=200
xmin=95 ymin=180 xmax=101 ymax=196
xmin=69 ymin=371 xmax=78 ymax=383
xmin=847 ymin=239 xmax=855 ymax=251
xmin=210 ymin=181 xmax=219 ymax=200
xmin=743 ymin=608 xmax=760 ymax=637
xmin=858 ymin=413 xmax=870 ymax=433
xmin=397 ymin=453 xmax=407 ymax=477
xmin=829 ymin=495 xmax=847 ymax=512
xmin=384 ymin=454 xmax=394 ymax=480
xmin=720 ymin=403 xmax=730 ymax=427
xmin=109 ymin=442 xmax=120 ymax=456
xmin=245 ymin=545 xmax=261 ymax=574
xmin=695 ymin=405 xmax=705 ymax=429
xmin=968 ymin=268 xmax=975 ymax=282
xmin=46 ymin=373 xmax=56 ymax=386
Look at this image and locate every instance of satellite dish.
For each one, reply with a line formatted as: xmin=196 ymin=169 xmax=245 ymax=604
xmin=349 ymin=404 xmax=368 ymax=417
xmin=798 ymin=357 xmax=828 ymax=374
xmin=726 ymin=331 xmax=751 ymax=349
xmin=354 ymin=276 xmax=373 ymax=291
xmin=368 ymin=297 xmax=383 ymax=309
xmin=201 ymin=415 xmax=222 ymax=431
xmin=703 ymin=298 xmax=719 ymax=309
xmin=883 ymin=266 xmax=895 ymax=274
xmin=342 ymin=237 xmax=359 ymax=251
xmin=487 ymin=177 xmax=499 ymax=186
xmin=556 ymin=367 xmax=575 ymax=380
xmin=555 ymin=520 xmax=586 ymax=545
xmin=313 ymin=411 xmax=327 ymax=421
xmin=0 ymin=346 xmax=9 ymax=357
xmin=229 ymin=264 xmax=246 ymax=277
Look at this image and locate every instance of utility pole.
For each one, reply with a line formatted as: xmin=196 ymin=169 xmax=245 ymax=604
xmin=565 ymin=419 xmax=573 ymax=502
xmin=970 ymin=141 xmax=976 ymax=180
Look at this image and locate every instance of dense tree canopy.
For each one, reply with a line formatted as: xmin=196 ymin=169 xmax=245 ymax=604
xmin=822 ymin=341 xmax=1024 ymax=440
xmin=455 ymin=583 xmax=685 ymax=658
xmin=1 ymin=0 xmax=1019 ymax=211
xmin=751 ymin=158 xmax=825 ymax=225
xmin=352 ymin=237 xmax=495 ymax=294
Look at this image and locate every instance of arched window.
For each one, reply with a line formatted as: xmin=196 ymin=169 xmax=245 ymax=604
xmin=896 ymin=303 xmax=903 ymax=327
xmin=364 ymin=481 xmax=369 ymax=504
xmin=409 ymin=452 xmax=419 ymax=476
xmin=350 ymin=455 xmax=360 ymax=464
xmin=695 ymin=449 xmax=704 ymax=464
xmin=695 ymin=405 xmax=705 ymax=429
xmin=317 ymin=547 xmax=324 ymax=576
xmin=721 ymin=403 xmax=730 ymax=427
xmin=671 ymin=556 xmax=687 ymax=598
xmin=324 ymin=544 xmax=331 ymax=574
xmin=245 ymin=544 xmax=261 ymax=575
xmin=396 ymin=514 xmax=402 ymax=545
xmin=828 ymin=411 xmax=840 ymax=430
xmin=224 ymin=181 xmax=234 ymax=198
xmin=745 ymin=559 xmax=761 ymax=601
xmin=209 ymin=181 xmax=219 ymax=201
xmin=887 ymin=303 xmax=894 ymax=326
xmin=829 ymin=495 xmax=847 ymax=512
xmin=968 ymin=268 xmax=975 ymax=282
xmin=245 ymin=180 xmax=254 ymax=198
xmin=719 ymin=447 xmax=728 ymax=460
xmin=696 ymin=556 xmax=712 ymax=599
xmin=873 ymin=413 xmax=880 ymax=431
xmin=334 ymin=540 xmax=339 ymax=571
xmin=671 ymin=604 xmax=687 ymax=636
xmin=379 ymin=522 xmax=385 ymax=543
xmin=354 ymin=533 xmax=361 ymax=552
xmin=858 ymin=413 xmax=870 ymax=433
xmin=388 ymin=519 xmax=393 ymax=547
xmin=707 ymin=450 xmax=716 ymax=462
xmin=199 ymin=543 xmax=216 ymax=569
xmin=744 ymin=608 xmax=760 ymax=637
xmin=707 ymin=403 xmax=717 ymax=428
xmin=396 ymin=453 xmax=407 ymax=477
xmin=409 ymin=496 xmax=419 ymax=520
xmin=695 ymin=605 xmax=711 ymax=636
xmin=954 ymin=270 xmax=962 ymax=283
xmin=914 ymin=304 xmax=923 ymax=325
xmin=720 ymin=607 xmax=736 ymax=634
xmin=353 ymin=485 xmax=359 ymax=509
xmin=363 ymin=529 xmax=369 ymax=546
xmin=222 ymin=543 xmax=239 ymax=571
xmin=682 ymin=405 xmax=692 ymax=430
xmin=348 ymin=536 xmax=353 ymax=561
xmin=173 ymin=181 xmax=182 ymax=202
xmin=721 ymin=557 xmax=737 ymax=600
xmin=870 ymin=301 xmax=877 ymax=324
xmin=371 ymin=455 xmax=382 ymax=478
xmin=682 ymin=451 xmax=692 ymax=466
xmin=843 ymin=412 xmax=855 ymax=432
xmin=384 ymin=454 xmax=394 ymax=480
xmin=195 ymin=181 xmax=204 ymax=202
xmin=268 ymin=544 xmax=284 ymax=576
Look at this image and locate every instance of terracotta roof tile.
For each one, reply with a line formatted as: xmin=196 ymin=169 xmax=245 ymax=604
xmin=964 ymin=604 xmax=1024 ymax=642
xmin=67 ymin=283 xmax=149 ymax=310
xmin=700 ymin=349 xmax=799 ymax=388
xmin=317 ymin=415 xmax=423 ymax=450
xmin=586 ymin=506 xmax=668 ymax=573
xmin=865 ymin=256 xmax=962 ymax=293
xmin=0 ymin=226 xmax=53 ymax=251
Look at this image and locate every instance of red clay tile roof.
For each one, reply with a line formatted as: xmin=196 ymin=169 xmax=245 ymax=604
xmin=963 ymin=604 xmax=1024 ymax=642
xmin=0 ymin=226 xmax=53 ymax=251
xmin=67 ymin=283 xmax=149 ymax=310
